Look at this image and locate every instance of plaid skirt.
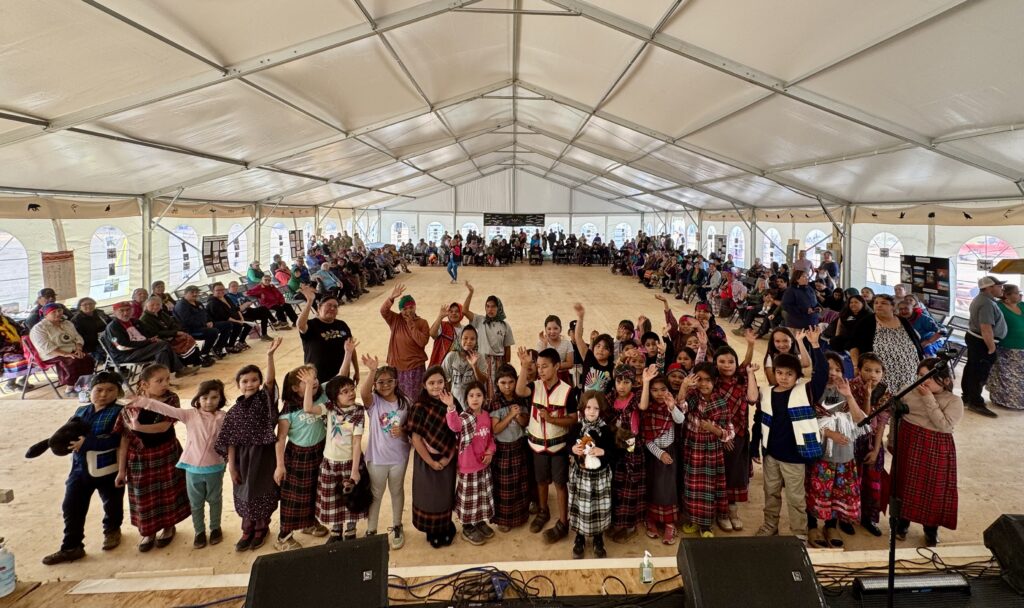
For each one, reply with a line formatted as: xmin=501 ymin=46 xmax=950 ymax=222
xmin=280 ymin=441 xmax=324 ymax=534
xmin=682 ymin=433 xmax=727 ymax=528
xmin=126 ymin=439 xmax=190 ymax=536
xmin=612 ymin=450 xmax=646 ymax=528
xmin=568 ymin=460 xmax=611 ymax=536
xmin=397 ymin=366 xmax=425 ymax=405
xmin=805 ymin=459 xmax=861 ymax=522
xmin=492 ymin=439 xmax=529 ymax=527
xmin=455 ymin=468 xmax=494 ymax=525
xmin=855 ymin=433 xmax=887 ymax=524
xmin=316 ymin=458 xmax=366 ymax=527
xmin=896 ymin=422 xmax=958 ymax=530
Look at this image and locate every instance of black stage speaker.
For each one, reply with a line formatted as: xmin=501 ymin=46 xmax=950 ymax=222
xmin=984 ymin=514 xmax=1024 ymax=594
xmin=246 ymin=534 xmax=388 ymax=608
xmin=677 ymin=536 xmax=827 ymax=607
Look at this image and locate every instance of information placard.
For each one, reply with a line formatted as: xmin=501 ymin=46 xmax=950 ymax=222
xmin=900 ymin=255 xmax=951 ymax=313
xmin=202 ymin=235 xmax=230 ymax=276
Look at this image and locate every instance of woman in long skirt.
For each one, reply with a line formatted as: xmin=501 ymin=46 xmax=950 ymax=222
xmin=608 ymin=367 xmax=645 ymax=543
xmin=489 ymin=367 xmax=530 ymax=530
xmin=407 ymin=366 xmax=458 ymax=548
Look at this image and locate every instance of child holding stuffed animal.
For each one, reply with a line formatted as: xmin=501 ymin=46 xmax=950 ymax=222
xmin=568 ymin=390 xmax=616 ymax=559
xmin=446 ymin=380 xmax=496 ymax=545
xmin=128 ymin=379 xmax=229 ymax=549
xmin=214 ymin=337 xmax=283 ymax=551
xmin=42 ymin=371 xmax=126 ymax=565
xmin=115 ymin=364 xmax=190 ymax=552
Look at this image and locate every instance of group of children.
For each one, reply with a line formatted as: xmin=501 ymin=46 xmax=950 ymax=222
xmin=41 ymin=287 xmax=962 ymax=565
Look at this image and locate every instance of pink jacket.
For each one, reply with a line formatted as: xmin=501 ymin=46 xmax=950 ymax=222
xmin=446 ymin=410 xmax=496 ymax=475
xmin=136 ymin=397 xmax=226 ymax=469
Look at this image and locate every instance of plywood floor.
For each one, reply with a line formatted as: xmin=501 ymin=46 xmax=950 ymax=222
xmin=2 ymin=263 xmax=1020 ymax=589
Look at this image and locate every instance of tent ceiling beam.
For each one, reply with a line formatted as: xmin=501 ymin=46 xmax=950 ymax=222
xmin=672 ymin=0 xmax=972 ymax=140
xmin=452 ymin=8 xmax=579 ymax=16
xmin=544 ymin=0 xmax=1023 ymax=183
xmin=517 ymin=81 xmax=850 ymax=206
xmin=0 ymin=0 xmax=483 ymax=149
xmin=542 ymin=0 xmax=683 ymax=178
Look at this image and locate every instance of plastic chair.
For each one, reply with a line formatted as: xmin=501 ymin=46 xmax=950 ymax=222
xmin=19 ymin=336 xmax=64 ymax=399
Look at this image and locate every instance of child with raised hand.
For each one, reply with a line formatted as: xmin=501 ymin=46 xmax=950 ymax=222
xmin=408 ymin=366 xmax=458 ymax=548
xmin=608 ymin=365 xmax=645 ymax=543
xmin=441 ymin=324 xmax=489 ymax=409
xmin=805 ymin=354 xmax=868 ymax=549
xmin=572 ymin=303 xmax=614 ymax=393
xmin=214 ymin=336 xmax=284 ymax=551
xmin=115 ymin=364 xmax=190 ymax=552
xmin=359 ymin=353 xmax=412 ymax=550
xmin=272 ymin=364 xmax=328 ymax=551
xmin=128 ymin=378 xmax=229 ymax=549
xmin=568 ymin=391 xmax=616 ymax=559
xmin=712 ymin=331 xmax=757 ymax=532
xmin=42 ymin=371 xmax=126 ymax=565
xmin=489 ymin=365 xmax=531 ymax=532
xmin=446 ymin=380 xmax=496 ymax=545
xmin=310 ymin=373 xmax=366 ymax=542
xmin=639 ymin=365 xmax=685 ymax=545
xmin=848 ymin=353 xmax=892 ymax=536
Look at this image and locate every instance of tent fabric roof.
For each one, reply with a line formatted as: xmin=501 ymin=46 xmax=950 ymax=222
xmin=1 ymin=0 xmax=1021 ymax=212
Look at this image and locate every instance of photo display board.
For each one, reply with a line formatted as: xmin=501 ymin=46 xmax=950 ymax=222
xmin=900 ymin=255 xmax=951 ymax=313
xmin=483 ymin=213 xmax=544 ymax=227
xmin=202 ymin=235 xmax=230 ymax=276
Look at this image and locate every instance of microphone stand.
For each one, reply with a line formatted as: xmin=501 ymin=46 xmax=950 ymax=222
xmin=857 ymin=352 xmax=953 ymax=608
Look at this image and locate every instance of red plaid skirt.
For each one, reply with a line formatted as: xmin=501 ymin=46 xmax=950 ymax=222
xmin=492 ymin=439 xmax=529 ymax=527
xmin=126 ymin=439 xmax=190 ymax=536
xmin=895 ymin=422 xmax=958 ymax=530
xmin=316 ymin=459 xmax=366 ymax=528
xmin=612 ymin=450 xmax=646 ymax=528
xmin=455 ymin=468 xmax=494 ymax=525
xmin=682 ymin=432 xmax=728 ymax=528
xmin=279 ymin=441 xmax=324 ymax=534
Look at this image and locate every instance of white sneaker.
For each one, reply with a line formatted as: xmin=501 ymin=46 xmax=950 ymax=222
xmin=728 ymin=504 xmax=744 ymax=531
xmin=717 ymin=516 xmax=734 ymax=532
xmin=754 ymin=525 xmax=778 ymax=537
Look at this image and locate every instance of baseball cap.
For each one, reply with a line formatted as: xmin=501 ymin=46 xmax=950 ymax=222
xmin=978 ymin=276 xmax=1006 ymax=289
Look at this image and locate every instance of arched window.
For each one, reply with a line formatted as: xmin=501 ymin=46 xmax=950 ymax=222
xmin=303 ymin=222 xmax=314 ymax=248
xmin=655 ymin=222 xmax=666 ymax=236
xmin=168 ymin=225 xmax=200 ymax=287
xmin=227 ymin=223 xmax=249 ymax=274
xmin=762 ymin=228 xmax=783 ymax=263
xmin=644 ymin=222 xmax=654 ymax=236
xmin=613 ymin=222 xmax=632 ymax=244
xmin=426 ymin=222 xmax=444 ymax=244
xmin=88 ymin=225 xmax=131 ymax=301
xmin=704 ymin=226 xmax=717 ymax=256
xmin=671 ymin=219 xmax=685 ymax=248
xmin=269 ymin=222 xmax=289 ymax=261
xmin=324 ymin=221 xmax=339 ymax=238
xmin=956 ymin=235 xmax=1020 ymax=314
xmin=344 ymin=220 xmax=352 ymax=236
xmin=0 ymin=232 xmax=30 ymax=311
xmin=685 ymin=225 xmax=698 ymax=252
xmin=864 ymin=232 xmax=903 ymax=295
xmin=390 ymin=221 xmax=411 ymax=246
xmin=366 ymin=221 xmax=379 ymax=242
xmin=805 ymin=229 xmax=830 ymax=267
xmin=579 ymin=223 xmax=598 ymax=242
xmin=546 ymin=222 xmax=564 ymax=235
xmin=486 ymin=226 xmax=506 ymax=242
xmin=461 ymin=222 xmax=479 ymax=236
xmin=729 ymin=226 xmax=745 ymax=265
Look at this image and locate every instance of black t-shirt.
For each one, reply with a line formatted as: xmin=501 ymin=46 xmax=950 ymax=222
xmin=300 ymin=317 xmax=353 ymax=381
xmin=581 ymin=351 xmax=614 ymax=393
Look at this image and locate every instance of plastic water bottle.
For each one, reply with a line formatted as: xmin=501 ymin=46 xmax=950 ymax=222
xmin=0 ymin=537 xmax=15 ymax=599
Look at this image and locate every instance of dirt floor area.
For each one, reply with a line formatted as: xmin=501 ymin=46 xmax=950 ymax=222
xmin=1 ymin=263 xmax=1019 ymax=585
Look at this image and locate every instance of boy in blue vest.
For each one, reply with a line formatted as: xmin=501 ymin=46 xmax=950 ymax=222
xmin=754 ymin=327 xmax=828 ymax=542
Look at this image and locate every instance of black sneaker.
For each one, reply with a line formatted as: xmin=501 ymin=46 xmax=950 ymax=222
xmin=235 ymin=535 xmax=252 ymax=552
xmin=250 ymin=531 xmax=267 ymax=550
xmin=968 ymin=403 xmax=998 ymax=418
xmin=593 ymin=534 xmax=607 ymax=559
xmin=861 ymin=519 xmax=883 ymax=537
xmin=200 ymin=356 xmax=216 ymax=368
xmin=42 ymin=546 xmax=85 ymax=565
xmin=461 ymin=524 xmax=486 ymax=546
xmin=476 ymin=522 xmax=495 ymax=539
xmin=209 ymin=528 xmax=223 ymax=545
xmin=572 ymin=534 xmax=585 ymax=559
xmin=838 ymin=521 xmax=856 ymax=535
xmin=194 ymin=532 xmax=207 ymax=549
xmin=543 ymin=520 xmax=569 ymax=544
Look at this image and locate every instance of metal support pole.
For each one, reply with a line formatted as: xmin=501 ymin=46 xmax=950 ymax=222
xmin=749 ymin=210 xmax=758 ymax=267
xmin=842 ymin=206 xmax=854 ymax=289
xmin=141 ymin=196 xmax=152 ymax=288
xmin=254 ymin=204 xmax=263 ymax=262
xmin=511 ymin=168 xmax=517 ymax=213
xmin=697 ymin=211 xmax=704 ymax=254
xmin=927 ymin=218 xmax=936 ymax=257
xmin=453 ymin=185 xmax=458 ymax=234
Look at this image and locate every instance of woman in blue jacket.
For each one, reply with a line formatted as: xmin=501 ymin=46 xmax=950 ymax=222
xmin=781 ymin=270 xmax=821 ymax=329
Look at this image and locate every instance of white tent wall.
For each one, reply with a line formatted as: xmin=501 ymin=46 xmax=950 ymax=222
xmin=66 ymin=215 xmax=144 ymax=306
xmin=455 ymin=170 xmax=511 ymax=213
xmin=0 ymin=218 xmax=60 ymax=312
xmin=849 ymin=222 xmax=929 ymax=296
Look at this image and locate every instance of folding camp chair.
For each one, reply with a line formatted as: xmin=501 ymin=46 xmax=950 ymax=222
xmin=98 ymin=335 xmax=144 ymax=393
xmin=19 ymin=336 xmax=64 ymax=399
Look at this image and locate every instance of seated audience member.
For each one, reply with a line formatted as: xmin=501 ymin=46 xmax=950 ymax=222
xmin=150 ymin=280 xmax=176 ymax=311
xmin=173 ymin=286 xmax=222 ymax=359
xmin=29 ymin=303 xmax=95 ymax=395
xmin=129 ymin=288 xmax=148 ymax=321
xmin=71 ymin=297 xmax=111 ymax=362
xmin=205 ymin=282 xmax=249 ymax=354
xmin=245 ymin=275 xmax=298 ymax=331
xmin=104 ymin=302 xmax=197 ymax=378
xmin=137 ymin=296 xmax=211 ymax=367
xmin=24 ymin=288 xmax=70 ymax=330
xmin=292 ymin=258 xmax=310 ymax=283
xmin=246 ymin=261 xmax=264 ymax=285
xmin=225 ymin=280 xmax=274 ymax=340
xmin=0 ymin=313 xmax=33 ymax=392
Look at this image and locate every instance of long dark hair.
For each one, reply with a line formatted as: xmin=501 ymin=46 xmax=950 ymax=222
xmin=191 ymin=379 xmax=227 ymax=410
xmin=374 ymin=365 xmax=410 ymax=410
xmin=416 ymin=365 xmax=448 ymax=406
xmin=281 ymin=365 xmax=323 ymax=414
xmin=766 ymin=327 xmax=800 ymax=357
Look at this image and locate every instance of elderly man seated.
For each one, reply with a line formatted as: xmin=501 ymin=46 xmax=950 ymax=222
xmin=29 ymin=302 xmax=95 ymax=395
xmin=24 ymin=288 xmax=71 ymax=331
xmin=137 ymin=296 xmax=212 ymax=367
xmin=105 ymin=301 xmax=198 ymax=378
xmin=173 ymin=285 xmax=223 ymax=360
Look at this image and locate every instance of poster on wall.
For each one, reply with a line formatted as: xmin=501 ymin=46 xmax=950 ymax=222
xmin=900 ymin=255 xmax=951 ymax=313
xmin=713 ymin=234 xmax=727 ymax=258
xmin=289 ymin=230 xmax=305 ymax=260
xmin=483 ymin=213 xmax=545 ymax=227
xmin=41 ymin=251 xmax=77 ymax=299
xmin=202 ymin=235 xmax=230 ymax=276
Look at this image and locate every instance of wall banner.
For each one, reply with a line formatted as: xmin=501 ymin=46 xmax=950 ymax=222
xmin=41 ymin=251 xmax=77 ymax=299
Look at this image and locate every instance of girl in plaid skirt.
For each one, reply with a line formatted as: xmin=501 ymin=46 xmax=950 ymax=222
xmin=408 ymin=366 xmax=459 ymax=548
xmin=115 ymin=364 xmax=190 ymax=552
xmin=640 ymin=365 xmax=686 ymax=545
xmin=608 ymin=366 xmax=644 ymax=543
xmin=272 ymin=365 xmax=328 ymax=551
xmin=712 ymin=338 xmax=756 ymax=532
xmin=568 ymin=391 xmax=615 ymax=559
xmin=848 ymin=354 xmax=891 ymax=537
xmin=446 ymin=380 xmax=496 ymax=546
xmin=310 ymin=374 xmax=367 ymax=541
xmin=489 ymin=366 xmax=531 ymax=531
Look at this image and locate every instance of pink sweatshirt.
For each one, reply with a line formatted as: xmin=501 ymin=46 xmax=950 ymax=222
xmin=136 ymin=397 xmax=226 ymax=469
xmin=446 ymin=409 xmax=496 ymax=475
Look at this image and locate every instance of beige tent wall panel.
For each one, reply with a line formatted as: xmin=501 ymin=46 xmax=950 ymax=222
xmin=455 ymin=214 xmax=485 ymax=234
xmin=571 ymin=191 xmax=634 ymax=216
xmin=416 ymin=213 xmax=457 ymax=244
xmin=152 ymin=202 xmax=255 ymax=219
xmin=380 ymin=211 xmax=418 ymax=245
xmin=64 ymin=216 xmax=144 ymax=306
xmin=570 ymin=216 xmax=607 ymax=241
xmin=0 ymin=197 xmax=138 ymax=219
xmin=604 ymin=215 xmax=641 ymax=247
xmin=0 ymin=218 xmax=59 ymax=312
xmin=849 ymin=222 xmax=929 ymax=293
xmin=153 ymin=218 xmax=215 ymax=292
xmin=455 ymin=170 xmax=510 ymax=213
xmin=935 ymin=224 xmax=1024 ymax=315
xmin=515 ymin=171 xmax=569 ymax=214
xmin=387 ymin=189 xmax=455 ymax=213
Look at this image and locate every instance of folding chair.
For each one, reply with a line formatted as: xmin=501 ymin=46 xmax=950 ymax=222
xmin=944 ymin=316 xmax=970 ymax=379
xmin=98 ymin=335 xmax=145 ymax=393
xmin=19 ymin=336 xmax=64 ymax=399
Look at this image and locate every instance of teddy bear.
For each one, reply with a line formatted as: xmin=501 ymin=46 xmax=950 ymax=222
xmin=25 ymin=417 xmax=90 ymax=458
xmin=576 ymin=434 xmax=601 ymax=470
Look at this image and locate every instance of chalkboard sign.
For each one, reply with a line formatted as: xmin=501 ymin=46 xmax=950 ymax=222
xmin=483 ymin=213 xmax=544 ymax=227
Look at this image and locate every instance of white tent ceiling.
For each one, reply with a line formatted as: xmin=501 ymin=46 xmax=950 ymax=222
xmin=1 ymin=0 xmax=1022 ymax=213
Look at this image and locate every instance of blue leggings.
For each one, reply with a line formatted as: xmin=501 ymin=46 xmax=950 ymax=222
xmin=447 ymin=257 xmax=459 ymax=281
